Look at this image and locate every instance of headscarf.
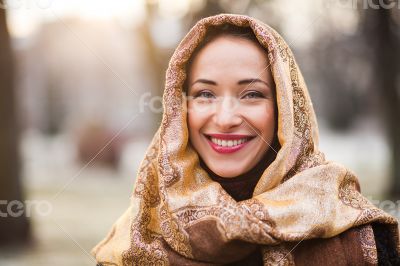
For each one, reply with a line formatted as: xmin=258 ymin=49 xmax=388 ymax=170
xmin=92 ymin=14 xmax=399 ymax=265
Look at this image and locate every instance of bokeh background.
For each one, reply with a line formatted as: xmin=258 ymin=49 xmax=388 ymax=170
xmin=0 ymin=0 xmax=399 ymax=265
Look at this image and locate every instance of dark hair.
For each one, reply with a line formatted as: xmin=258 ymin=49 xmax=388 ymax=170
xmin=193 ymin=24 xmax=265 ymax=56
xmin=183 ymin=23 xmax=269 ymax=93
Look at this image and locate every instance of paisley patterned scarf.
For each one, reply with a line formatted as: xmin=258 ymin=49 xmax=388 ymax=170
xmin=92 ymin=14 xmax=399 ymax=265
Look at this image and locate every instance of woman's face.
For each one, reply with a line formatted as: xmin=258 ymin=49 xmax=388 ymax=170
xmin=187 ymin=35 xmax=276 ymax=178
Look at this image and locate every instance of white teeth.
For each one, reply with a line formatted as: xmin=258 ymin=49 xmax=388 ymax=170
xmin=210 ymin=137 xmax=250 ymax=147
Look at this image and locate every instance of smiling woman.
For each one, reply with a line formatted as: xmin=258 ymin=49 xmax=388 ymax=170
xmin=186 ymin=25 xmax=277 ymax=179
xmin=92 ymin=14 xmax=399 ymax=265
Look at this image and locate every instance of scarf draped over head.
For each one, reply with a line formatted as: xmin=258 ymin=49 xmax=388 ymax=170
xmin=92 ymin=14 xmax=399 ymax=265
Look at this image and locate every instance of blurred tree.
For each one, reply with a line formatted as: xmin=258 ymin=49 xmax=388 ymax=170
xmin=44 ymin=79 xmax=64 ymax=135
xmin=362 ymin=0 xmax=400 ymax=197
xmin=0 ymin=5 xmax=30 ymax=245
xmin=313 ymin=35 xmax=364 ymax=130
xmin=189 ymin=0 xmax=225 ymax=22
xmin=135 ymin=1 xmax=172 ymax=131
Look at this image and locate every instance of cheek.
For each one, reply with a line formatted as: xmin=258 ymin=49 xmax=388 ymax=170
xmin=187 ymin=102 xmax=208 ymax=139
xmin=244 ymin=104 xmax=275 ymax=136
xmin=187 ymin=115 xmax=198 ymax=138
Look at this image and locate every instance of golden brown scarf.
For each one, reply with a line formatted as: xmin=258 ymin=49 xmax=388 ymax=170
xmin=91 ymin=14 xmax=399 ymax=265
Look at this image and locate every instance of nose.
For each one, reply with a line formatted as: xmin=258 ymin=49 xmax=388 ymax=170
xmin=213 ymin=96 xmax=242 ymax=131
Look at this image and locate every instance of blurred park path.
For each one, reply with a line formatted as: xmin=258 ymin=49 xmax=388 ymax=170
xmin=0 ymin=131 xmax=147 ymax=266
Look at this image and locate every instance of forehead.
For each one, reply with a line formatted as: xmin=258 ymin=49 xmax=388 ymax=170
xmin=188 ymin=35 xmax=270 ymax=79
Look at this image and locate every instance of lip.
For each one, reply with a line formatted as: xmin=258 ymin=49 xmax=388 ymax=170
xmin=203 ymin=133 xmax=255 ymax=154
xmin=206 ymin=133 xmax=254 ymax=140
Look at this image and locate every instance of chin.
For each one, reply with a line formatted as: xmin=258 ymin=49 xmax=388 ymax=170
xmin=208 ymin=163 xmax=246 ymax=178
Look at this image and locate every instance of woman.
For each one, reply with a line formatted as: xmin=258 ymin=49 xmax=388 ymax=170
xmin=92 ymin=14 xmax=399 ymax=265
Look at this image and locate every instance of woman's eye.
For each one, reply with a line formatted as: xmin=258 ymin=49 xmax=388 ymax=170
xmin=242 ymin=91 xmax=265 ymax=99
xmin=195 ymin=91 xmax=215 ymax=99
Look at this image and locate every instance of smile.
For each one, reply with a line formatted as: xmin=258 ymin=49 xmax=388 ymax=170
xmin=210 ymin=137 xmax=249 ymax=147
xmin=204 ymin=133 xmax=255 ymax=154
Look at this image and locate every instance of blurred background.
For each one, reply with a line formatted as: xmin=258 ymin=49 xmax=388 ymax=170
xmin=0 ymin=0 xmax=399 ymax=265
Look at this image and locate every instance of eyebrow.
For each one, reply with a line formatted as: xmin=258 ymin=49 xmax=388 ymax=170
xmin=191 ymin=78 xmax=271 ymax=88
xmin=237 ymin=78 xmax=271 ymax=88
xmin=191 ymin=79 xmax=217 ymax=86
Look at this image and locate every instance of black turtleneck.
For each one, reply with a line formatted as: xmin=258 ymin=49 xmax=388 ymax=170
xmin=199 ymin=138 xmax=279 ymax=201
